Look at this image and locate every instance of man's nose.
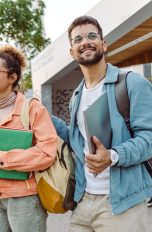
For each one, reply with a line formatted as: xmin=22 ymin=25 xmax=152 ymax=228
xmin=81 ymin=36 xmax=90 ymax=44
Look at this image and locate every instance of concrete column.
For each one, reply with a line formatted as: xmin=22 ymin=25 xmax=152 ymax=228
xmin=41 ymin=84 xmax=52 ymax=115
xmin=144 ymin=63 xmax=152 ymax=78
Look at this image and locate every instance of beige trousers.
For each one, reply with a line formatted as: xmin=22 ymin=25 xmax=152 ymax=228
xmin=69 ymin=192 xmax=147 ymax=232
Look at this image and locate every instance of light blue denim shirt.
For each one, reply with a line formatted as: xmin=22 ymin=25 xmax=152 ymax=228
xmin=68 ymin=64 xmax=152 ymax=215
xmin=51 ymin=115 xmax=69 ymax=143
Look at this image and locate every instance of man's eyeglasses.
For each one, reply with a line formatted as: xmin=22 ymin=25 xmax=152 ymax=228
xmin=71 ymin=32 xmax=101 ymax=45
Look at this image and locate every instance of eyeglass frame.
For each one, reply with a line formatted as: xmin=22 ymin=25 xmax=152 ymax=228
xmin=0 ymin=70 xmax=10 ymax=74
xmin=71 ymin=31 xmax=101 ymax=45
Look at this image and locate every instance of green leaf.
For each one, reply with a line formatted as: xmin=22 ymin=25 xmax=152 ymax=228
xmin=0 ymin=0 xmax=51 ymax=91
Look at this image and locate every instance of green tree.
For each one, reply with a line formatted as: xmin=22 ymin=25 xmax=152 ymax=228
xmin=0 ymin=0 xmax=50 ymax=91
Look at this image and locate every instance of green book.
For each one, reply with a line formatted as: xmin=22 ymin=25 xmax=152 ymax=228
xmin=0 ymin=127 xmax=33 ymax=180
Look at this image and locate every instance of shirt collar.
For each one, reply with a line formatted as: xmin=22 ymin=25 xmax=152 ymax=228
xmin=104 ymin=63 xmax=120 ymax=84
xmin=74 ymin=63 xmax=119 ymax=96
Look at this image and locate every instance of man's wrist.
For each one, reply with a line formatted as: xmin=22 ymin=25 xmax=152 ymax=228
xmin=109 ymin=149 xmax=119 ymax=166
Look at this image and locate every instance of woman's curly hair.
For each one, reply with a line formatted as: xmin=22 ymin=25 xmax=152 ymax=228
xmin=0 ymin=44 xmax=27 ymax=88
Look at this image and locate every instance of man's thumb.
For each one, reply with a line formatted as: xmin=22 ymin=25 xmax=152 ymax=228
xmin=92 ymin=136 xmax=102 ymax=147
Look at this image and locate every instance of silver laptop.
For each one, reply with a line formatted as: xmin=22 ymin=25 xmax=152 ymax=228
xmin=83 ymin=90 xmax=112 ymax=154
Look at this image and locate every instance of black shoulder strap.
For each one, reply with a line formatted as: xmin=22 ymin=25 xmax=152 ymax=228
xmin=115 ymin=71 xmax=133 ymax=137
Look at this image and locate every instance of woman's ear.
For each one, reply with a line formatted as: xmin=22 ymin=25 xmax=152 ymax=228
xmin=9 ymin=73 xmax=18 ymax=84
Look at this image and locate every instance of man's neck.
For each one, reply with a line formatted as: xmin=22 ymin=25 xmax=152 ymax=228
xmin=80 ymin=61 xmax=107 ymax=89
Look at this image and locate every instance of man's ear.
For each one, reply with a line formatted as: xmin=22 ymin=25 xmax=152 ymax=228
xmin=102 ymin=40 xmax=108 ymax=53
xmin=70 ymin=47 xmax=75 ymax=59
xmin=9 ymin=73 xmax=18 ymax=84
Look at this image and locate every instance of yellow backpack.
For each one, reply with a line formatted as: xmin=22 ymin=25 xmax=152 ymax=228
xmin=21 ymin=98 xmax=76 ymax=213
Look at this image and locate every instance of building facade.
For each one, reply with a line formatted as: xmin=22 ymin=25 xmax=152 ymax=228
xmin=31 ymin=0 xmax=152 ymax=123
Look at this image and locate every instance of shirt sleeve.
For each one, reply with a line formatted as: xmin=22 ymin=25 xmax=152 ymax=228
xmin=51 ymin=115 xmax=69 ymax=143
xmin=0 ymin=100 xmax=58 ymax=172
xmin=113 ymin=74 xmax=152 ymax=167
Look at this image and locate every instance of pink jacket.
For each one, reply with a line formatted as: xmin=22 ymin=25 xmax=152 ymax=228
xmin=0 ymin=91 xmax=58 ymax=199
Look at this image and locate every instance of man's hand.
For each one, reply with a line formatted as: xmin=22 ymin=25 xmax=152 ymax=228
xmin=85 ymin=136 xmax=112 ymax=174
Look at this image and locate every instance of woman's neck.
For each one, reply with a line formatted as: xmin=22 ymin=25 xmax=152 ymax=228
xmin=0 ymin=91 xmax=16 ymax=109
xmin=0 ymin=88 xmax=13 ymax=100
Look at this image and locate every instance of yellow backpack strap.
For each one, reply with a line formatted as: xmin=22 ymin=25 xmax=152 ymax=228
xmin=20 ymin=97 xmax=39 ymax=184
xmin=20 ymin=97 xmax=38 ymax=130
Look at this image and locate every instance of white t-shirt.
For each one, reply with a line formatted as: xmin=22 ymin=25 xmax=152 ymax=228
xmin=76 ymin=80 xmax=110 ymax=194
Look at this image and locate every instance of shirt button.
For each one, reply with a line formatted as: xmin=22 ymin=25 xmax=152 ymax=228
xmin=0 ymin=162 xmax=4 ymax=165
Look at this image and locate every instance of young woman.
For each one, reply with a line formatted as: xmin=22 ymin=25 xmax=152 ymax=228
xmin=0 ymin=44 xmax=58 ymax=232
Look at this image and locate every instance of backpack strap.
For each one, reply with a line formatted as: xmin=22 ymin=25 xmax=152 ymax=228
xmin=115 ymin=72 xmax=152 ymax=177
xmin=20 ymin=97 xmax=38 ymax=130
xmin=115 ymin=71 xmax=133 ymax=137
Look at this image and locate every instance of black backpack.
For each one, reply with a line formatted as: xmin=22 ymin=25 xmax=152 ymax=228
xmin=115 ymin=71 xmax=152 ymax=177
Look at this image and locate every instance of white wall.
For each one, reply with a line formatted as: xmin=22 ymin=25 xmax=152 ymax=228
xmin=31 ymin=0 xmax=151 ymax=98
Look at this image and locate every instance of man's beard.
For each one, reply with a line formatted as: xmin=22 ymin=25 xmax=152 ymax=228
xmin=76 ymin=50 xmax=104 ymax=66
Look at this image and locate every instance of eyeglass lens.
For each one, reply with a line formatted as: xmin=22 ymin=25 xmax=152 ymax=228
xmin=73 ymin=32 xmax=100 ymax=44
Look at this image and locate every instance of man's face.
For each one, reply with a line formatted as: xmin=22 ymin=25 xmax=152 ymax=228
xmin=70 ymin=24 xmax=107 ymax=66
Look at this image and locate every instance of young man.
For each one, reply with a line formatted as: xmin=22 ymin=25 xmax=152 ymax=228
xmin=0 ymin=44 xmax=58 ymax=232
xmin=67 ymin=15 xmax=152 ymax=232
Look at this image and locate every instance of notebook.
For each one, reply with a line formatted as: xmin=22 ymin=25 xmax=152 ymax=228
xmin=0 ymin=127 xmax=33 ymax=180
xmin=83 ymin=91 xmax=112 ymax=154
